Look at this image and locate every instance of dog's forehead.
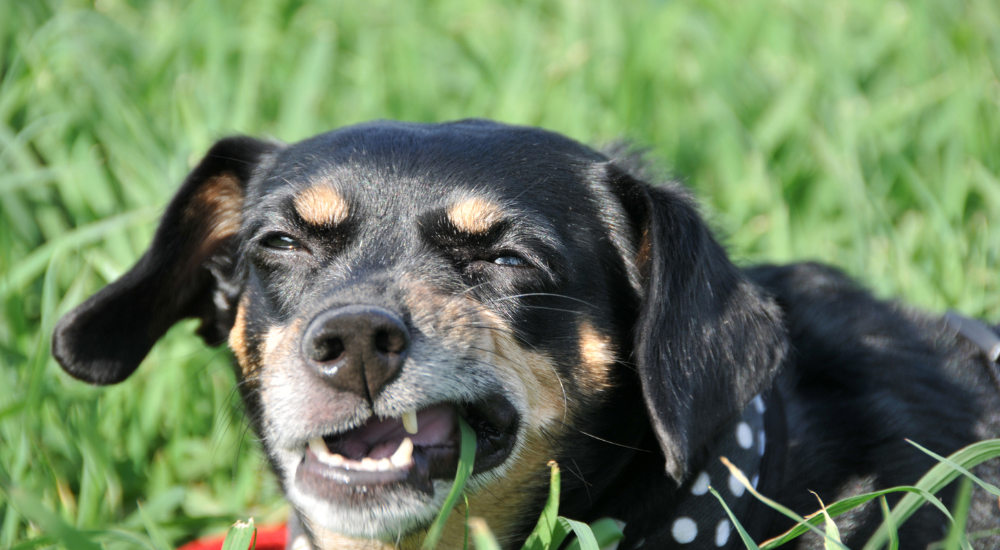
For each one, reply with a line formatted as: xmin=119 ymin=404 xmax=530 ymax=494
xmin=251 ymin=120 xmax=607 ymax=219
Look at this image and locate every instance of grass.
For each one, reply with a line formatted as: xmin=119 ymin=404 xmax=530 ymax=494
xmin=1 ymin=0 xmax=999 ymax=548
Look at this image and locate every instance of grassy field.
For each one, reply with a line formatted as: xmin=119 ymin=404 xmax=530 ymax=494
xmin=1 ymin=0 xmax=998 ymax=548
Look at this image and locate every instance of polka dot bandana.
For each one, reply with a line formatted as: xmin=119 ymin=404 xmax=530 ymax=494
xmin=635 ymin=394 xmax=768 ymax=549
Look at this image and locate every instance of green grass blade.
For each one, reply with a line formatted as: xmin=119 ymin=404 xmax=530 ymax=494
xmin=810 ymin=492 xmax=841 ymax=550
xmin=136 ymin=503 xmax=173 ymax=550
xmin=558 ymin=517 xmax=600 ymax=550
xmin=522 ymin=461 xmax=561 ymax=550
xmin=220 ymin=518 xmax=257 ymax=550
xmin=941 ymin=478 xmax=973 ymax=550
xmin=464 ymin=495 xmax=470 ymax=550
xmin=707 ymin=486 xmax=760 ymax=549
xmin=567 ymin=518 xmax=624 ymax=550
xmin=907 ymin=439 xmax=1000 ymax=497
xmin=0 ymin=207 xmax=157 ymax=300
xmin=721 ymin=457 xmax=849 ymax=550
xmin=863 ymin=440 xmax=1000 ymax=550
xmin=761 ymin=486 xmax=965 ymax=549
xmin=878 ymin=497 xmax=898 ymax=550
xmin=469 ymin=518 xmax=502 ymax=550
xmin=0 ymin=487 xmax=103 ymax=550
xmin=422 ymin=414 xmax=476 ymax=550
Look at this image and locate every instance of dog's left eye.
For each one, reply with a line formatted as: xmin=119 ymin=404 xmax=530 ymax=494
xmin=261 ymin=234 xmax=302 ymax=250
xmin=492 ymin=255 xmax=527 ymax=267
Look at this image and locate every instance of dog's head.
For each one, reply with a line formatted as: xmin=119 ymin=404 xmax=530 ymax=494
xmin=53 ymin=120 xmax=786 ymax=548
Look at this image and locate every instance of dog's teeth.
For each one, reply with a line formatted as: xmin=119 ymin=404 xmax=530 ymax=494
xmin=402 ymin=410 xmax=418 ymax=434
xmin=376 ymin=458 xmax=393 ymax=471
xmin=308 ymin=438 xmax=347 ymax=467
xmin=360 ymin=457 xmax=378 ymax=470
xmin=309 ymin=437 xmax=330 ymax=457
xmin=390 ymin=437 xmax=414 ymax=467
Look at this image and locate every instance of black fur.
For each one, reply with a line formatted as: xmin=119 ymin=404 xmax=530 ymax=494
xmin=52 ymin=120 xmax=999 ymax=549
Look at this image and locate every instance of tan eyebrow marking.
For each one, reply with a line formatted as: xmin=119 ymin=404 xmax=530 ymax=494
xmin=446 ymin=197 xmax=503 ymax=234
xmin=293 ymin=185 xmax=349 ymax=226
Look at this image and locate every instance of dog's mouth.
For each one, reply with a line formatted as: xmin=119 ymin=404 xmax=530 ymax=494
xmin=295 ymin=396 xmax=519 ymax=500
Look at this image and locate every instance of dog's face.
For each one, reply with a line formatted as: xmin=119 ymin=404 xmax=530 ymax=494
xmin=53 ymin=120 xmax=787 ymax=548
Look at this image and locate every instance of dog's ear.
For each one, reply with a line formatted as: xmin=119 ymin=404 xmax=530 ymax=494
xmin=604 ymin=162 xmax=788 ymax=483
xmin=52 ymin=137 xmax=278 ymax=385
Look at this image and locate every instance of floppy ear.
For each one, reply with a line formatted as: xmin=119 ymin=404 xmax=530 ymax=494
xmin=52 ymin=137 xmax=278 ymax=385
xmin=605 ymin=162 xmax=788 ymax=483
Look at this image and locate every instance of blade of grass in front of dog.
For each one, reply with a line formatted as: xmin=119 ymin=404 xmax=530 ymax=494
xmin=564 ymin=518 xmax=624 ymax=550
xmin=878 ymin=497 xmax=898 ymax=550
xmin=422 ymin=415 xmax=476 ymax=550
xmin=707 ymin=486 xmax=759 ymax=549
xmin=557 ymin=517 xmax=600 ymax=550
xmin=720 ymin=457 xmax=849 ymax=550
xmin=862 ymin=439 xmax=1000 ymax=550
xmin=469 ymin=517 xmax=502 ymax=550
xmin=522 ymin=461 xmax=561 ymax=550
xmin=756 ymin=439 xmax=1000 ymax=550
xmin=942 ymin=478 xmax=973 ymax=550
xmin=464 ymin=495 xmax=470 ymax=550
xmin=136 ymin=503 xmax=172 ymax=550
xmin=758 ymin=486 xmax=966 ymax=549
xmin=906 ymin=439 xmax=1000 ymax=497
xmin=220 ymin=518 xmax=257 ymax=550
xmin=810 ymin=492 xmax=841 ymax=550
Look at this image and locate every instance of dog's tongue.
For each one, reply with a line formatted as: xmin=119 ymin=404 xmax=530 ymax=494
xmin=333 ymin=404 xmax=457 ymax=460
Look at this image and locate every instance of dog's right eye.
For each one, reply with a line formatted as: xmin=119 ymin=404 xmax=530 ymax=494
xmin=261 ymin=234 xmax=302 ymax=250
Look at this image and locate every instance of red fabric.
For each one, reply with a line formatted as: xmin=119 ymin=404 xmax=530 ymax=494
xmin=177 ymin=523 xmax=287 ymax=550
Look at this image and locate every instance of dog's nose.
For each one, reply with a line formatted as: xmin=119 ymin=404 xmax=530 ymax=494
xmin=302 ymin=305 xmax=409 ymax=401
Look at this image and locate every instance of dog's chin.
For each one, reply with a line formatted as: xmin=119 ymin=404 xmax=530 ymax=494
xmin=274 ymin=397 xmax=520 ymax=540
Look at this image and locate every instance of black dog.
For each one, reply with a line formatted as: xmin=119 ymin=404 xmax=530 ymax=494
xmin=52 ymin=120 xmax=1000 ymax=549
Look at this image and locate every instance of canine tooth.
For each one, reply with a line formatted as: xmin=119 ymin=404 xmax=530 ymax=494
xmin=309 ymin=438 xmax=330 ymax=457
xmin=376 ymin=458 xmax=392 ymax=471
xmin=308 ymin=438 xmax=347 ymax=467
xmin=360 ymin=457 xmax=378 ymax=470
xmin=402 ymin=410 xmax=418 ymax=434
xmin=390 ymin=437 xmax=414 ymax=467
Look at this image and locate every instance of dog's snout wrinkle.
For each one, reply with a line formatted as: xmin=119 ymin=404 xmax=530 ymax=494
xmin=303 ymin=305 xmax=410 ymax=402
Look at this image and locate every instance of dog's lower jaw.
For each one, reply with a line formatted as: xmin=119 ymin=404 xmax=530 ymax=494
xmin=285 ymin=476 xmax=453 ymax=540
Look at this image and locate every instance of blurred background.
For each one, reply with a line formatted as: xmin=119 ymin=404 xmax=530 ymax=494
xmin=1 ymin=0 xmax=998 ymax=547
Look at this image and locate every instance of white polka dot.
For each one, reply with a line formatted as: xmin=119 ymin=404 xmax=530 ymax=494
xmin=291 ymin=535 xmax=311 ymax=550
xmin=691 ymin=471 xmax=711 ymax=495
xmin=736 ymin=422 xmax=753 ymax=449
xmin=758 ymin=430 xmax=766 ymax=456
xmin=753 ymin=395 xmax=766 ymax=413
xmin=671 ymin=517 xmax=698 ymax=544
xmin=752 ymin=474 xmax=759 ymax=489
xmin=728 ymin=473 xmax=746 ymax=497
xmin=715 ymin=519 xmax=731 ymax=547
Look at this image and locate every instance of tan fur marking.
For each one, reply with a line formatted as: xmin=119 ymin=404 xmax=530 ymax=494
xmin=186 ymin=173 xmax=244 ymax=254
xmin=228 ymin=297 xmax=250 ymax=371
xmin=447 ymin=197 xmax=503 ymax=234
xmin=294 ymin=185 xmax=349 ymax=226
xmin=577 ymin=320 xmax=615 ymax=394
xmin=263 ymin=325 xmax=289 ymax=364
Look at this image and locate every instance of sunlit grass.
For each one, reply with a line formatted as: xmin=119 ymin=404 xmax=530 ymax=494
xmin=1 ymin=0 xmax=998 ymax=548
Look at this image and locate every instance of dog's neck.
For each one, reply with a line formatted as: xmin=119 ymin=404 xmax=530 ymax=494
xmin=653 ymin=394 xmax=769 ymax=549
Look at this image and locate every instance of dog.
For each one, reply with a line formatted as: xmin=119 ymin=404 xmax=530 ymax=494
xmin=52 ymin=120 xmax=1000 ymax=549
